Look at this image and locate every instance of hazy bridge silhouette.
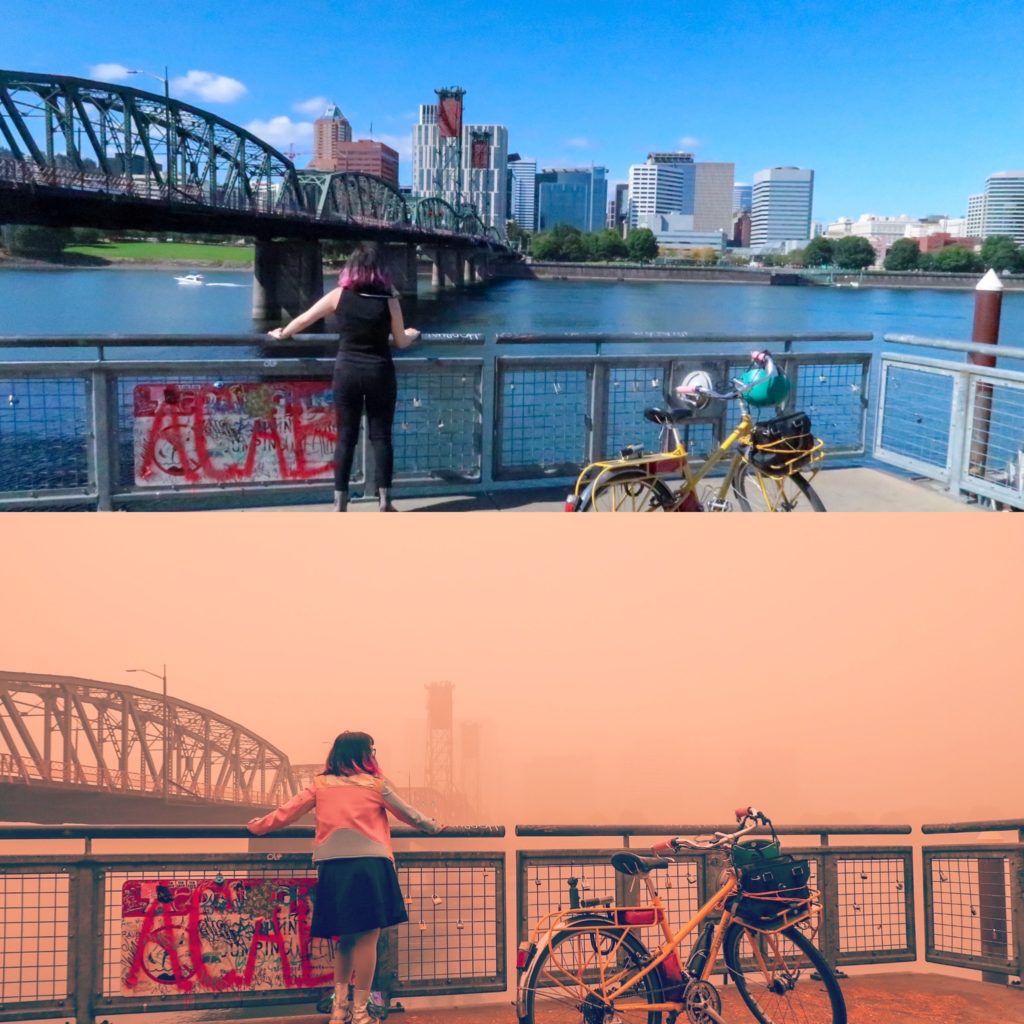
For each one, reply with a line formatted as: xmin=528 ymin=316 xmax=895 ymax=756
xmin=0 ymin=69 xmax=507 ymax=250
xmin=0 ymin=671 xmax=299 ymax=824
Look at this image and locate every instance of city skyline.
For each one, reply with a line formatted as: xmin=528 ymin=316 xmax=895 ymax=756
xmin=5 ymin=0 xmax=1024 ymax=223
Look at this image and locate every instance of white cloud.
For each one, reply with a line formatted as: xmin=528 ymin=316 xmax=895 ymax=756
xmin=678 ymin=136 xmax=701 ymax=149
xmin=89 ymin=63 xmax=134 ymax=82
xmin=245 ymin=116 xmax=314 ymax=151
xmin=171 ymin=70 xmax=247 ymax=104
xmin=294 ymin=96 xmax=331 ymax=116
xmin=565 ymin=137 xmax=592 ymax=149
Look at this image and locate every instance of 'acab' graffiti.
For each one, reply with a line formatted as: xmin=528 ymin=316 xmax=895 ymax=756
xmin=120 ymin=877 xmax=332 ymax=994
xmin=132 ymin=382 xmax=337 ymax=485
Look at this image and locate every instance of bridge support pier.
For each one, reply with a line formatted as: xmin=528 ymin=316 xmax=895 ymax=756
xmin=383 ymin=243 xmax=418 ymax=299
xmin=252 ymin=239 xmax=324 ymax=324
xmin=430 ymin=249 xmax=461 ymax=289
xmin=464 ymin=254 xmax=478 ymax=285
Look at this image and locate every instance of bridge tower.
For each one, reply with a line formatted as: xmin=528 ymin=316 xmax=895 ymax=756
xmin=433 ymin=87 xmax=466 ymax=205
xmin=424 ymin=681 xmax=454 ymax=813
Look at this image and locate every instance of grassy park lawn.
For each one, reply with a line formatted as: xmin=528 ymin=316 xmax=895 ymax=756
xmin=64 ymin=241 xmax=254 ymax=263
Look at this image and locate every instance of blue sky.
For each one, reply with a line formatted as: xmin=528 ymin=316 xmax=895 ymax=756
xmin=4 ymin=0 xmax=1024 ymax=223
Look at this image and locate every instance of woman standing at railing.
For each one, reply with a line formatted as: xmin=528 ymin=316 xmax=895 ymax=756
xmin=246 ymin=731 xmax=442 ymax=1024
xmin=267 ymin=243 xmax=420 ymax=511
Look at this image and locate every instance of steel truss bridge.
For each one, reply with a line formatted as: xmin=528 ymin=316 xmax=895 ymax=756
xmin=0 ymin=671 xmax=299 ymax=823
xmin=0 ymin=70 xmax=507 ymax=249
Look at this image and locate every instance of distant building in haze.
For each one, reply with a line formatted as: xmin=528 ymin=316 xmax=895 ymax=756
xmin=627 ymin=153 xmax=733 ymax=235
xmin=694 ymin=162 xmax=735 ymax=234
xmin=733 ymin=183 xmax=752 ymax=213
xmin=965 ymin=194 xmax=986 ymax=238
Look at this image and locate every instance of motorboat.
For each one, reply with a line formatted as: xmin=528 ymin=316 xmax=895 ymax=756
xmin=174 ymin=273 xmax=205 ymax=285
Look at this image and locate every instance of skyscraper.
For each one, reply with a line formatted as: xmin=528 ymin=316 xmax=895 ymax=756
xmin=733 ymin=184 xmax=753 ymax=213
xmin=412 ymin=101 xmax=508 ymax=227
xmin=535 ymin=167 xmax=608 ymax=233
xmin=508 ymin=159 xmax=537 ymax=231
xmin=627 ymin=154 xmax=694 ymax=226
xmin=750 ymin=167 xmax=814 ymax=248
xmin=309 ymin=104 xmax=353 ymax=171
xmin=693 ymin=162 xmax=735 ymax=234
xmin=966 ymin=193 xmax=986 ymax=238
xmin=981 ymin=172 xmax=1024 ymax=244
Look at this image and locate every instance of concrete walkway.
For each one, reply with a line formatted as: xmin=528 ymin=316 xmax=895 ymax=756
xmin=235 ymin=468 xmax=981 ymax=513
xmin=233 ymin=974 xmax=1020 ymax=1024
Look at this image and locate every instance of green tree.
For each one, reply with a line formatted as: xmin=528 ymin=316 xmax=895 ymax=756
xmin=980 ymin=235 xmax=1021 ymax=273
xmin=884 ymin=238 xmax=920 ymax=271
xmin=931 ymin=245 xmax=983 ymax=274
xmin=2 ymin=224 xmax=71 ymax=256
xmin=803 ymin=237 xmax=834 ymax=267
xmin=834 ymin=236 xmax=877 ymax=270
xmin=532 ymin=224 xmax=587 ymax=261
xmin=626 ymin=227 xmax=658 ymax=262
xmin=592 ymin=228 xmax=628 ymax=261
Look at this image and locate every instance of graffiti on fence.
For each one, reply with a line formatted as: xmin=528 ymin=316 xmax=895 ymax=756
xmin=133 ymin=382 xmax=337 ymax=486
xmin=120 ymin=877 xmax=332 ymax=995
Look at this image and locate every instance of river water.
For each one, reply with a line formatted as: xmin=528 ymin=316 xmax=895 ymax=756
xmin=1 ymin=267 xmax=1023 ymax=343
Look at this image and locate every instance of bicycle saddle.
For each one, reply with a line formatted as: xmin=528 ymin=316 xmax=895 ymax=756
xmin=610 ymin=852 xmax=671 ymax=876
xmin=644 ymin=407 xmax=693 ymax=425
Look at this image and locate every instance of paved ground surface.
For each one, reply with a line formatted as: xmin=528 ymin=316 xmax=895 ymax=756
xmin=226 ymin=974 xmax=1020 ymax=1024
xmin=230 ymin=468 xmax=982 ymax=513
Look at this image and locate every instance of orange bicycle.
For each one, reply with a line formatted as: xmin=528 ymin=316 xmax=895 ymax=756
xmin=516 ymin=807 xmax=845 ymax=1024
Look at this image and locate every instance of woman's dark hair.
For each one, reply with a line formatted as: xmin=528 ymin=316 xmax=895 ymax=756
xmin=323 ymin=731 xmax=382 ymax=777
xmin=339 ymin=243 xmax=393 ymax=292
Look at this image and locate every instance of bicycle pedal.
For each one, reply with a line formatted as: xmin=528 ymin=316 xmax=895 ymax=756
xmin=707 ymin=499 xmax=732 ymax=512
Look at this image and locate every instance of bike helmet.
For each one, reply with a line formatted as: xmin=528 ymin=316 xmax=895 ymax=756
xmin=739 ymin=363 xmax=790 ymax=408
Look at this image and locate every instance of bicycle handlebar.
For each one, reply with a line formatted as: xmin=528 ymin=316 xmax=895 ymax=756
xmin=653 ymin=806 xmax=773 ymax=854
xmin=673 ymin=350 xmax=777 ymax=403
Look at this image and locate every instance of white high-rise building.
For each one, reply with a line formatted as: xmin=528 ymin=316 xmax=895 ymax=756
xmin=966 ymin=194 xmax=986 ymax=238
xmin=627 ymin=155 xmax=694 ymax=227
xmin=412 ymin=105 xmax=508 ymax=227
xmin=750 ymin=167 xmax=814 ymax=248
xmin=981 ymin=172 xmax=1024 ymax=243
xmin=508 ymin=159 xmax=537 ymax=231
xmin=693 ymin=162 xmax=735 ymax=234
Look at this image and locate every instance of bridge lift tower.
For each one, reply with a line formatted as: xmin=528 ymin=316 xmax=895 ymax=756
xmin=433 ymin=87 xmax=465 ymax=204
xmin=424 ymin=681 xmax=454 ymax=813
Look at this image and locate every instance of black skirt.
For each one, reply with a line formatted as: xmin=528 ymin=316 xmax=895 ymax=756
xmin=311 ymin=857 xmax=408 ymax=938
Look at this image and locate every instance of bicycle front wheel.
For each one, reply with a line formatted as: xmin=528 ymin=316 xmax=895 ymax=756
xmin=519 ymin=922 xmax=663 ymax=1024
xmin=723 ymin=923 xmax=846 ymax=1024
xmin=732 ymin=465 xmax=825 ymax=512
xmin=585 ymin=469 xmax=676 ymax=512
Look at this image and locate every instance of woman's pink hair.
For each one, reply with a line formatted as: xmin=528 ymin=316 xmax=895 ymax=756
xmin=338 ymin=244 xmax=393 ymax=292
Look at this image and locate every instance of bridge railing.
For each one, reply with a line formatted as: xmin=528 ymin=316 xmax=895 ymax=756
xmin=919 ymin=819 xmax=1024 ymax=981
xmin=0 ymin=333 xmax=873 ymax=510
xmin=875 ymin=335 xmax=1024 ymax=509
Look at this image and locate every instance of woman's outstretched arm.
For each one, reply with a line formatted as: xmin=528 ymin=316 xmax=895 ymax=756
xmin=246 ymin=784 xmax=316 ymax=834
xmin=267 ymin=288 xmax=343 ymax=340
xmin=388 ymin=297 xmax=420 ymax=349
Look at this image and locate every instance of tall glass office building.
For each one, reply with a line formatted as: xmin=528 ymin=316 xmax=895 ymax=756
xmin=535 ymin=167 xmax=608 ymax=233
xmin=508 ymin=159 xmax=537 ymax=231
xmin=981 ymin=172 xmax=1024 ymax=244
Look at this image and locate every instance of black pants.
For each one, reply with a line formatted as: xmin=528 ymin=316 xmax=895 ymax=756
xmin=332 ymin=359 xmax=397 ymax=492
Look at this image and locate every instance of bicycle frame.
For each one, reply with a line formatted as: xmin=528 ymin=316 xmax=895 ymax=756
xmin=526 ymin=866 xmax=819 ymax=1015
xmin=575 ymin=411 xmax=756 ymax=509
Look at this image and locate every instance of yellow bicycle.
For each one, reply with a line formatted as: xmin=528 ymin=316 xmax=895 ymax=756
xmin=516 ymin=807 xmax=846 ymax=1024
xmin=566 ymin=352 xmax=826 ymax=512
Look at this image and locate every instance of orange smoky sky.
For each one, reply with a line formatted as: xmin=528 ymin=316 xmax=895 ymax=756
xmin=0 ymin=514 xmax=1019 ymax=827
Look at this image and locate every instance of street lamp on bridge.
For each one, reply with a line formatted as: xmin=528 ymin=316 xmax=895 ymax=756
xmin=126 ymin=68 xmax=173 ymax=188
xmin=126 ymin=66 xmax=170 ymax=103
xmin=126 ymin=664 xmax=169 ymax=800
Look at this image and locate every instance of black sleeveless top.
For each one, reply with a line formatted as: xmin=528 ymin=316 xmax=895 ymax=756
xmin=336 ymin=287 xmax=393 ymax=364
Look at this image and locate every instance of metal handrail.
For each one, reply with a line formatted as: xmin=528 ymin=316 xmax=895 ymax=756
xmin=498 ymin=332 xmax=874 ymax=346
xmin=515 ymin=823 xmax=912 ymax=836
xmin=0 ymin=823 xmax=503 ymax=840
xmin=883 ymin=334 xmax=1024 ymax=361
xmin=921 ymin=819 xmax=1024 ymax=835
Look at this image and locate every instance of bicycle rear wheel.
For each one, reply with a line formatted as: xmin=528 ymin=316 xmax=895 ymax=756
xmin=732 ymin=465 xmax=825 ymax=512
xmin=584 ymin=469 xmax=676 ymax=512
xmin=519 ymin=922 xmax=663 ymax=1024
xmin=723 ymin=922 xmax=846 ymax=1024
